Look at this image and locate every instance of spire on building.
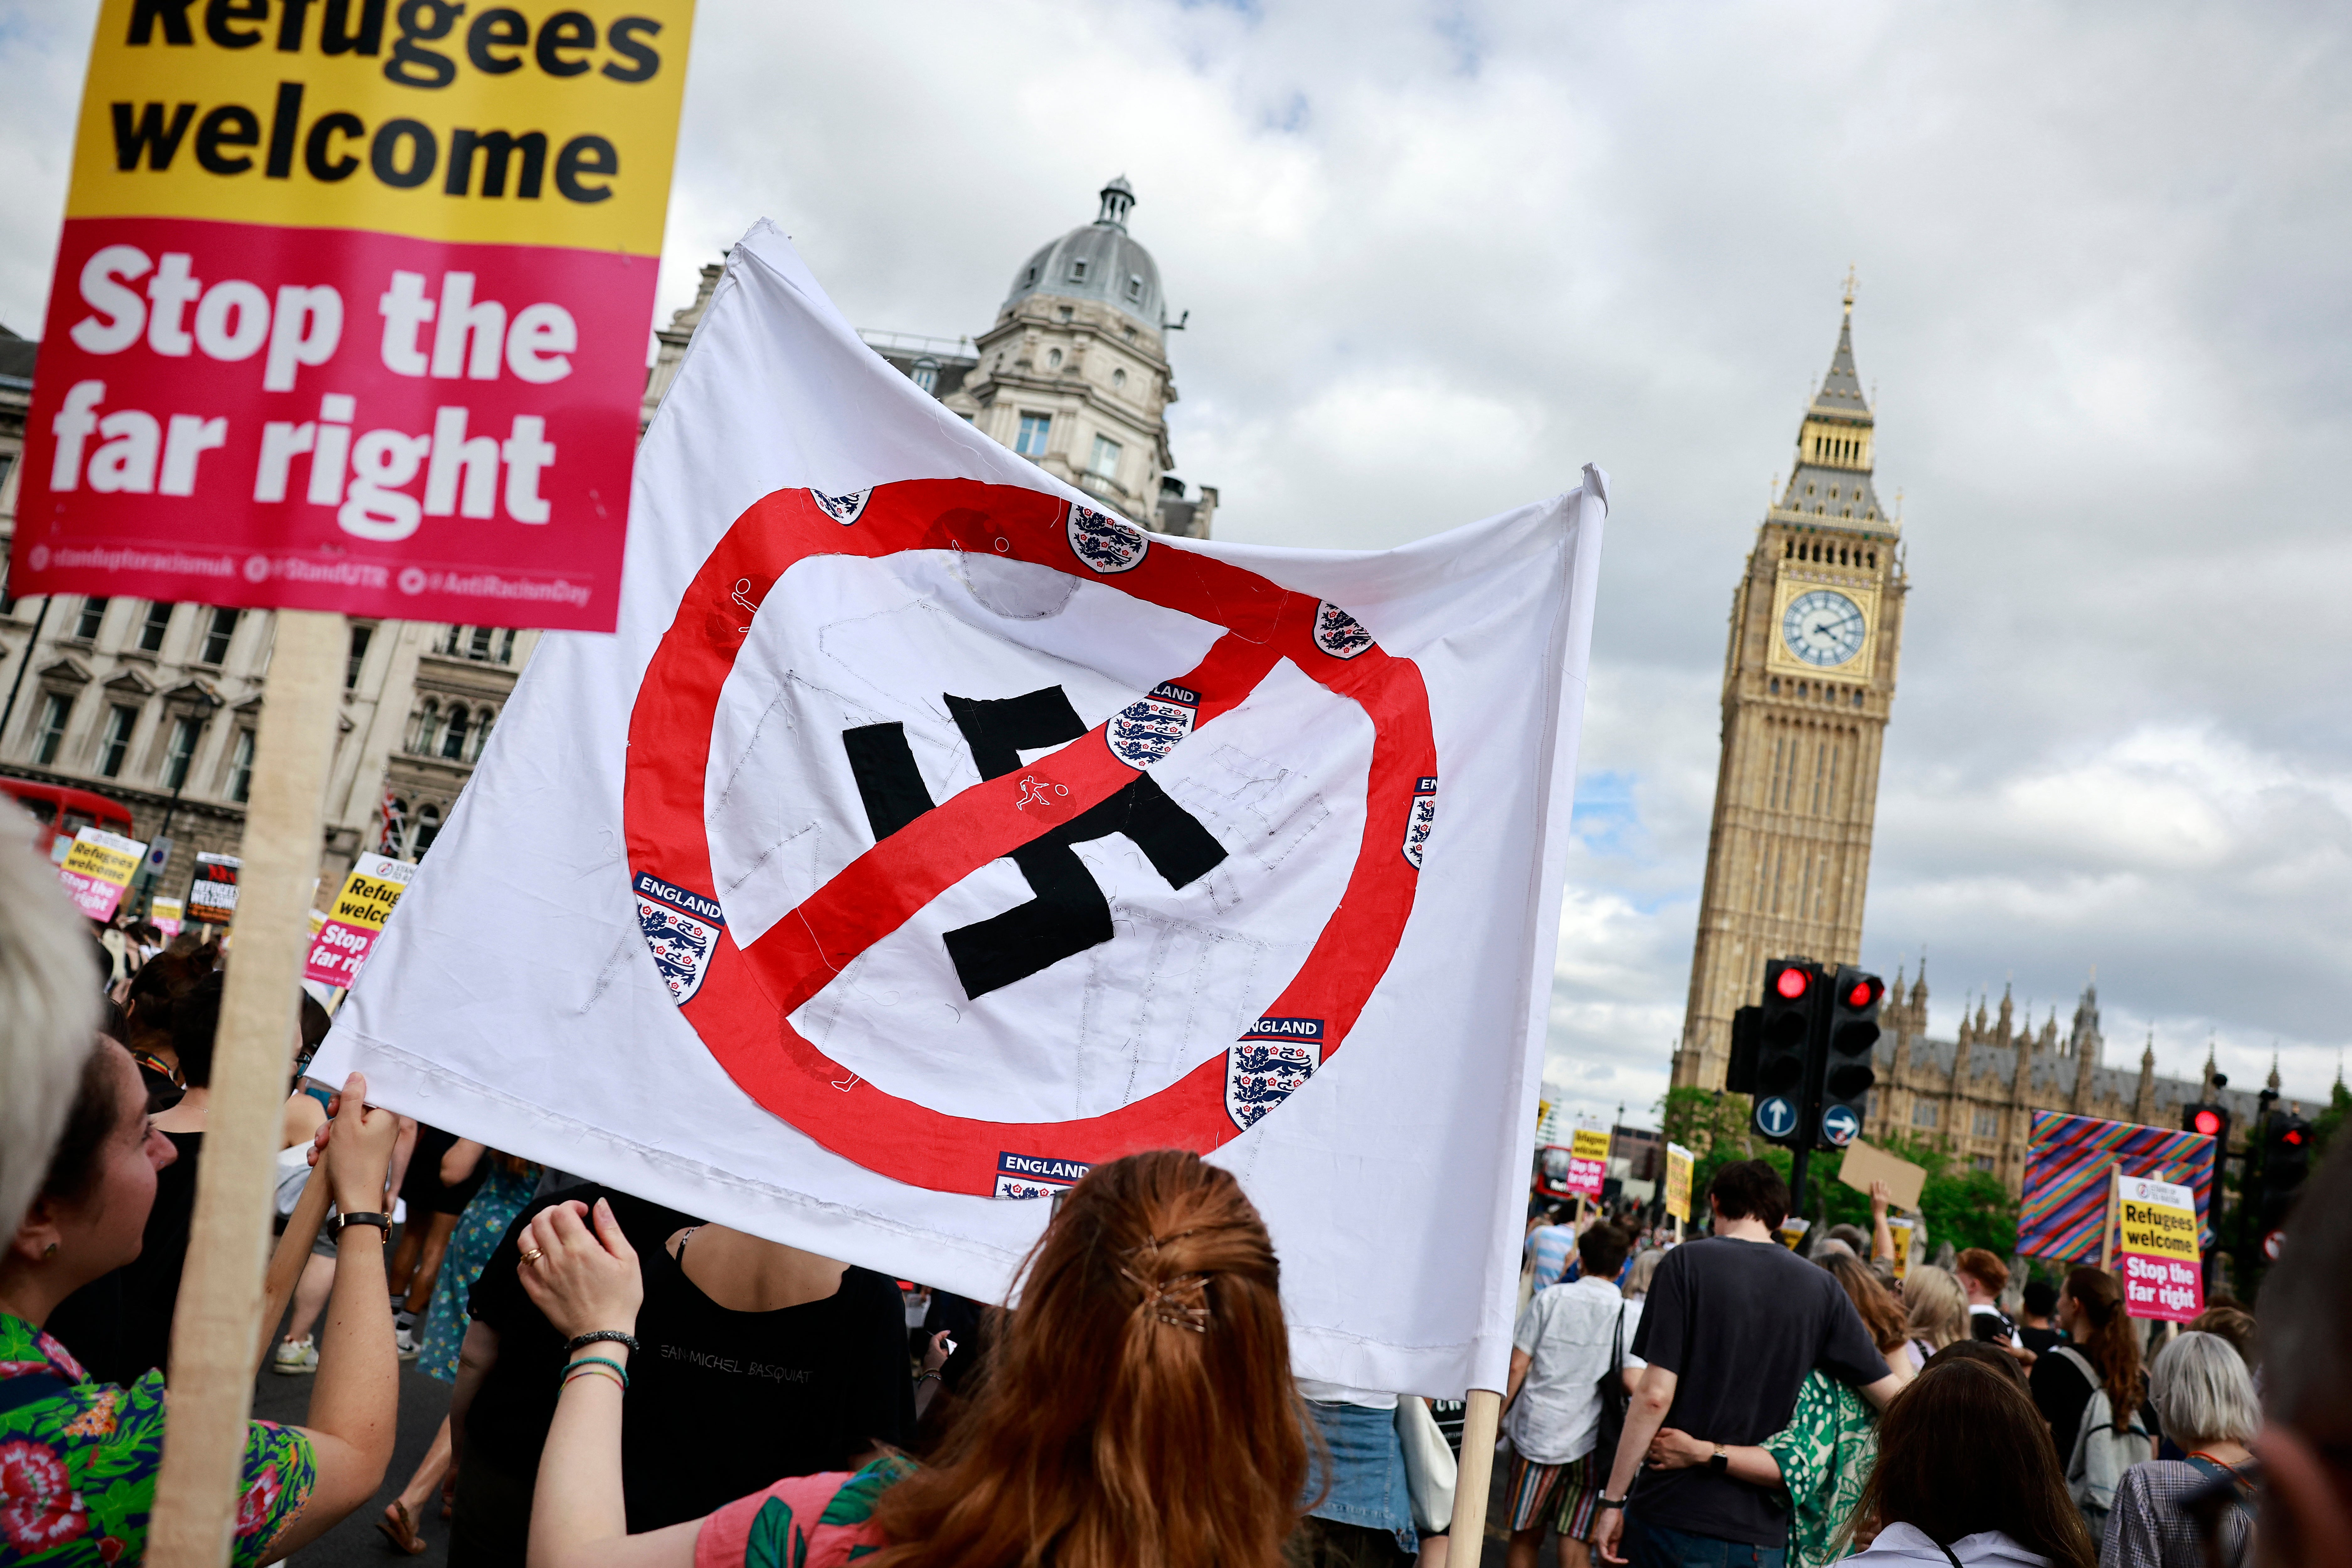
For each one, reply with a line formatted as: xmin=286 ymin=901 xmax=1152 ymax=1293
xmin=1096 ymin=174 xmax=1135 ymax=232
xmin=2268 ymin=1054 xmax=2283 ymax=1093
xmin=2142 ymin=1029 xmax=2156 ymax=1070
xmin=1773 ymin=282 xmax=1889 ymax=525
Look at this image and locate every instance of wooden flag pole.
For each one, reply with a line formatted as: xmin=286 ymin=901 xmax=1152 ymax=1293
xmin=1448 ymin=1386 xmax=1503 ymax=1551
xmin=149 ymin=610 xmax=345 ymax=1566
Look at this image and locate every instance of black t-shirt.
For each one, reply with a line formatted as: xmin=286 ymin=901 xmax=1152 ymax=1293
xmin=400 ymin=1125 xmax=489 ymax=1216
xmin=2019 ymin=1324 xmax=2063 ymax=1358
xmin=1627 ymin=1236 xmax=1889 ymax=1546
xmin=2031 ymin=1344 xmax=2099 ymax=1460
xmin=465 ymin=1186 xmax=915 ymax=1531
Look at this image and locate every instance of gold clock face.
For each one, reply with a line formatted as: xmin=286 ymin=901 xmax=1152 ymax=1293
xmin=1767 ymin=569 xmax=1879 ymax=680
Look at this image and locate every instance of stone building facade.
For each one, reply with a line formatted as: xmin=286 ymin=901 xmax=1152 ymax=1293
xmin=644 ymin=177 xmax=1219 ymax=537
xmin=1863 ymin=971 xmax=2269 ymax=1187
xmin=1672 ymin=288 xmax=1909 ymax=1090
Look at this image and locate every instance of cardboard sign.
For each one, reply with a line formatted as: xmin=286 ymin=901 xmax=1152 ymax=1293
xmin=57 ymin=826 xmax=146 ymax=919
xmin=14 ymin=0 xmax=695 ymax=632
xmin=149 ymin=895 xmax=183 ymax=937
xmin=1566 ymin=1123 xmax=1609 ymax=1199
xmin=1774 ymin=1216 xmax=1811 ymax=1251
xmin=2116 ymin=1174 xmax=2203 ymax=1322
xmin=1663 ymin=1141 xmax=1693 ymax=1222
xmin=187 ymin=850 xmax=240 ymax=924
xmin=302 ymin=852 xmax=416 ymax=987
xmin=1836 ymin=1136 xmax=1927 ymax=1213
xmin=1886 ymin=1216 xmax=1914 ymax=1279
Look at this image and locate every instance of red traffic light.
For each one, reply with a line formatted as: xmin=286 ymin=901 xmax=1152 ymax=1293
xmin=1775 ymin=968 xmax=1809 ymax=999
xmin=2192 ymin=1109 xmax=2223 ymax=1137
xmin=1844 ymin=977 xmax=1883 ymax=1009
xmin=2283 ymin=1126 xmax=2307 ymax=1147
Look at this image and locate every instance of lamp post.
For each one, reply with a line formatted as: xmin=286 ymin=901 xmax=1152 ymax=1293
xmin=138 ymin=689 xmax=222 ymax=914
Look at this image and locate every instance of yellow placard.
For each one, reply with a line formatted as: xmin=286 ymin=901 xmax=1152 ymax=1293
xmin=67 ymin=0 xmax=693 ymax=255
xmin=2118 ymin=1193 xmax=2199 ymax=1263
xmin=1570 ymin=1126 xmax=1610 ymax=1163
xmin=62 ymin=831 xmax=143 ymax=886
xmin=1886 ymin=1217 xmax=1914 ymax=1279
xmin=1663 ymin=1141 xmax=1693 ymax=1222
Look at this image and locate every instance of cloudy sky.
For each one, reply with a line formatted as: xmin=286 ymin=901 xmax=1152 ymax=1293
xmin=4 ymin=1 xmax=2347 ymax=1127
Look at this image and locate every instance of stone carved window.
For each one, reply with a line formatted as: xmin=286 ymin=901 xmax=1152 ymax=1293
xmin=1912 ymin=1102 xmax=1938 ymax=1129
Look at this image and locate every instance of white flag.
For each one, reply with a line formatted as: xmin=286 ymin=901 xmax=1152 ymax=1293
xmin=315 ymin=221 xmax=1606 ymax=1397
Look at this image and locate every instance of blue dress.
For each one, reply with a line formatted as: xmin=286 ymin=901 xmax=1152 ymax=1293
xmin=416 ymin=1159 xmax=538 ymax=1382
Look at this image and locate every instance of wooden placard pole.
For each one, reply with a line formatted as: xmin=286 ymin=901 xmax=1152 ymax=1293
xmin=149 ymin=610 xmax=345 ymax=1566
xmin=1447 ymin=1386 xmax=1502 ymax=1550
xmin=2098 ymin=1163 xmax=2121 ymax=1271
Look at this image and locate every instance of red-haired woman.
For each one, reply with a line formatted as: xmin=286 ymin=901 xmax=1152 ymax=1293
xmin=516 ymin=1149 xmax=1312 ymax=1568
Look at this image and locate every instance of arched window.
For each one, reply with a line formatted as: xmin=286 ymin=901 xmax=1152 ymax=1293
xmin=912 ymin=357 xmax=940 ymax=393
xmin=412 ymin=698 xmax=441 ymax=754
xmin=469 ymin=708 xmax=495 ymax=761
xmin=411 ymin=803 xmax=443 ymax=859
xmin=441 ymin=705 xmax=471 ymax=760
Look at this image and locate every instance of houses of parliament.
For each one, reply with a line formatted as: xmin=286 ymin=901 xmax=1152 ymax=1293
xmin=1668 ymin=283 xmax=2267 ymax=1187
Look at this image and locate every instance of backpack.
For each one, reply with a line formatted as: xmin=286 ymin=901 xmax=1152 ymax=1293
xmin=1593 ymin=1305 xmax=1630 ymax=1472
xmin=2053 ymin=1346 xmax=2150 ymax=1512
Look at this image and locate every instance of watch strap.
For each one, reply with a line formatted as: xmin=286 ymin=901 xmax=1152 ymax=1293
xmin=333 ymin=1211 xmax=391 ymax=1237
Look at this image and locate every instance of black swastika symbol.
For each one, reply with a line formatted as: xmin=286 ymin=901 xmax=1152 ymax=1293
xmin=841 ymin=686 xmax=1227 ymax=999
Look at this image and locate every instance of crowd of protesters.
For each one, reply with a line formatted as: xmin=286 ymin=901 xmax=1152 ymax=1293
xmin=5 ymin=796 xmax=2352 ymax=1568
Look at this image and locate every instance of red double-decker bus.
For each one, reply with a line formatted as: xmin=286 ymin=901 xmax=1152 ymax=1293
xmin=2 ymin=777 xmax=138 ymax=862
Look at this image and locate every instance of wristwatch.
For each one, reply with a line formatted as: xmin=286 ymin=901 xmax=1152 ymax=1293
xmin=1596 ymin=1496 xmax=1628 ymax=1511
xmin=1708 ymin=1444 xmax=1729 ymax=1475
xmin=331 ymin=1211 xmax=391 ymax=1239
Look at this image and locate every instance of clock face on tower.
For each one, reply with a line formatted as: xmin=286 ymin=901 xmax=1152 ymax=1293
xmin=1781 ymin=589 xmax=1867 ymax=668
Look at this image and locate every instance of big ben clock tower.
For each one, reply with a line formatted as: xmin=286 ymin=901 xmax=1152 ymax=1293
xmin=1671 ymin=281 xmax=1910 ymax=1091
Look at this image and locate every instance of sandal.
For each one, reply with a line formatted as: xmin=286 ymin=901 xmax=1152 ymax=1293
xmin=376 ymin=1500 xmax=428 ymax=1555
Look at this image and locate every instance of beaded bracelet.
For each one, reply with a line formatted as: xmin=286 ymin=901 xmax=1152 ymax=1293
xmin=563 ymin=1354 xmax=630 ymax=1390
xmin=565 ymin=1330 xmax=641 ymax=1355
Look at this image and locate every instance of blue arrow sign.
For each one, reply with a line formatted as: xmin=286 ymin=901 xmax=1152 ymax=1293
xmin=1821 ymin=1104 xmax=1861 ymax=1147
xmin=1754 ymin=1095 xmax=1797 ymax=1141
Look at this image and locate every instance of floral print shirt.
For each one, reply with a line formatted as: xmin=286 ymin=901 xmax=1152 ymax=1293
xmin=0 ymin=1312 xmax=315 ymax=1565
xmin=693 ymin=1455 xmax=914 ymax=1568
xmin=1759 ymin=1368 xmax=1879 ymax=1568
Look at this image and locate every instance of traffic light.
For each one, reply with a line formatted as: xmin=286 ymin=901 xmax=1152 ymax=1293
xmin=1726 ymin=1006 xmax=1762 ymax=1094
xmin=1817 ymin=967 xmax=1882 ymax=1148
xmin=2257 ymin=1110 xmax=2313 ymax=1251
xmin=1749 ymin=959 xmax=1821 ymax=1146
xmin=2181 ymin=1101 xmax=2231 ymax=1150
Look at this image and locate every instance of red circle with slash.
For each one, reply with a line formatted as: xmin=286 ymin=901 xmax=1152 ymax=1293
xmin=625 ymin=478 xmax=1436 ymax=1196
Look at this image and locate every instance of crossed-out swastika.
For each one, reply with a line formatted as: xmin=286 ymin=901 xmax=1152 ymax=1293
xmin=842 ymin=685 xmax=1227 ymax=999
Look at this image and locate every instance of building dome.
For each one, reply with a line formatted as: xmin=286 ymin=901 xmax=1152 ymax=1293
xmin=1001 ymin=176 xmax=1166 ymax=332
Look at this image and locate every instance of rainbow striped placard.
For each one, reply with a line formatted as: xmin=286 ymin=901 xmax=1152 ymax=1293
xmin=2017 ymin=1110 xmax=2216 ymax=1261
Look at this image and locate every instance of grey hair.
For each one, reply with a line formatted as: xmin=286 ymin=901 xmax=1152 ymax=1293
xmin=2150 ymin=1331 xmax=2260 ymax=1449
xmin=0 ymin=804 xmax=103 ymax=1234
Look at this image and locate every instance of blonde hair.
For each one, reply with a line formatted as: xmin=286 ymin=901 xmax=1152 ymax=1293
xmin=1623 ymin=1248 xmax=1663 ymax=1300
xmin=0 ymin=806 xmax=104 ymax=1234
xmin=1902 ymin=1265 xmax=1969 ymax=1351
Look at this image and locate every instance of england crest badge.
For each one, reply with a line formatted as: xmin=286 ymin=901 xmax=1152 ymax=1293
xmin=1107 ymin=681 xmax=1199 ymax=770
xmin=1225 ymin=1016 xmax=1322 ymax=1130
xmin=993 ymin=1151 xmax=1093 ymax=1200
xmin=1067 ymin=505 xmax=1148 ymax=574
xmin=811 ymin=487 xmax=871 ymax=524
xmin=633 ymin=872 xmax=725 ymax=1005
xmin=1403 ymin=775 xmax=1437 ymax=869
xmin=1312 ymin=601 xmax=1375 ymax=660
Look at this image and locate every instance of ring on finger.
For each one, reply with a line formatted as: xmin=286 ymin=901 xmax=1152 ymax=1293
xmin=521 ymin=1248 xmax=545 ymax=1264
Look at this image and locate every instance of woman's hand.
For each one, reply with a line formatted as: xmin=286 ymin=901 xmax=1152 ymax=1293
xmin=921 ymin=1329 xmax=952 ymax=1375
xmin=1645 ymin=1428 xmax=1714 ymax=1471
xmin=316 ymin=1073 xmax=400 ymax=1214
xmin=517 ymin=1198 xmax=643 ymax=1342
xmin=1869 ymin=1179 xmax=1891 ymax=1218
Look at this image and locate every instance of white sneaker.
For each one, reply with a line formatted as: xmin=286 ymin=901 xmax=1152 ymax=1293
xmin=395 ymin=1325 xmax=421 ymax=1360
xmin=271 ymin=1338 xmax=319 ymax=1375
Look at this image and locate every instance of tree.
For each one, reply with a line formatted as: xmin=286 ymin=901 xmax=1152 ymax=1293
xmin=2312 ymin=1077 xmax=2351 ymax=1160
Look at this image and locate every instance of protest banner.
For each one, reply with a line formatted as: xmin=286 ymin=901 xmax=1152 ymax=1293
xmin=1534 ymin=1146 xmax=1576 ymax=1202
xmin=149 ymin=895 xmax=183 ymax=937
xmin=57 ymin=825 xmax=146 ymax=919
xmin=302 ymin=852 xmax=416 ymax=987
xmin=1836 ymin=1136 xmax=1925 ymax=1212
xmin=2019 ymin=1109 xmax=2216 ymax=1259
xmin=1663 ymin=1142 xmax=1692 ymax=1223
xmin=2112 ymin=1172 xmax=2203 ymax=1321
xmin=186 ymin=850 xmax=240 ymax=925
xmin=1774 ymin=1216 xmax=1812 ymax=1251
xmin=15 ymin=0 xmax=696 ymax=632
xmin=1565 ymin=1121 xmax=1610 ymax=1200
xmin=316 ymin=222 xmax=1609 ymax=1430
